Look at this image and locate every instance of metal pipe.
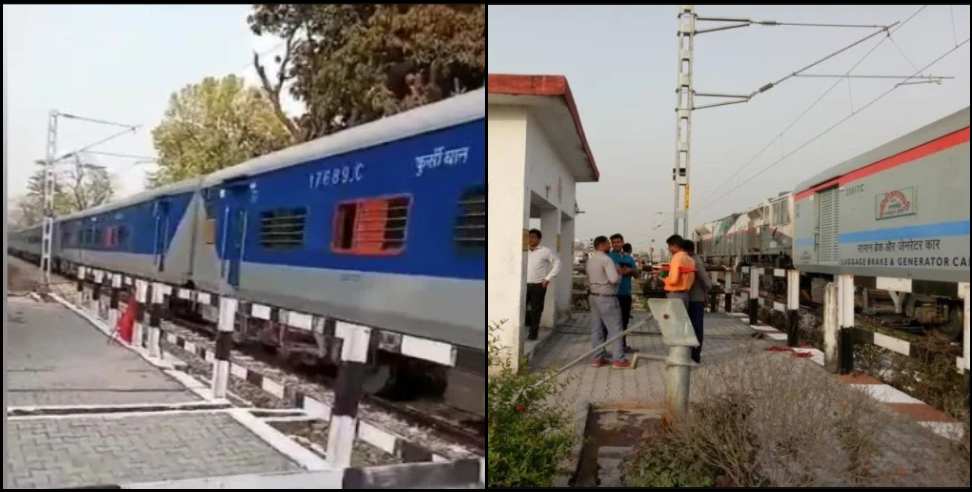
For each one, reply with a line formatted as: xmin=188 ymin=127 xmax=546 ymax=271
xmin=666 ymin=346 xmax=695 ymax=421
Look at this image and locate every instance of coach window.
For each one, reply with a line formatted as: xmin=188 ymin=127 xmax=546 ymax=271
xmin=455 ymin=186 xmax=486 ymax=249
xmin=260 ymin=207 xmax=307 ymax=250
xmin=331 ymin=195 xmax=411 ymax=255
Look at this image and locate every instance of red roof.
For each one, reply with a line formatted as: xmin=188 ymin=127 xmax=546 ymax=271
xmin=487 ymin=74 xmax=600 ymax=180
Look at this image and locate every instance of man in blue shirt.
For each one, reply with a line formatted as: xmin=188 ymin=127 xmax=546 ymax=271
xmin=607 ymin=234 xmax=638 ymax=353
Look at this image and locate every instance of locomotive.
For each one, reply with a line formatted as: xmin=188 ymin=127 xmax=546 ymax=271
xmin=9 ymin=89 xmax=486 ymax=415
xmin=696 ymin=106 xmax=969 ymax=338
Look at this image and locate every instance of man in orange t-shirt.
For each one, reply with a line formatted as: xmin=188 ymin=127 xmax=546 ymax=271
xmin=662 ymin=234 xmax=696 ymax=311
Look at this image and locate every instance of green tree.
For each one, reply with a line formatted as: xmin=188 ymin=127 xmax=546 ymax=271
xmin=248 ymin=4 xmax=485 ymax=142
xmin=15 ymin=157 xmax=114 ymax=227
xmin=148 ymin=74 xmax=291 ymax=188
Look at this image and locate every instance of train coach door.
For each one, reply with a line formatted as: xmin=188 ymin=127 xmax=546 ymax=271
xmin=220 ymin=184 xmax=249 ymax=288
xmin=153 ymin=199 xmax=171 ymax=272
xmin=815 ymin=187 xmax=839 ymax=264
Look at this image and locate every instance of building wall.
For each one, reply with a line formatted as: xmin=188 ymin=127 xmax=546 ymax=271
xmin=525 ymin=113 xmax=578 ymax=327
xmin=525 ymin=113 xmax=577 ymax=220
xmin=487 ymin=106 xmax=529 ymax=372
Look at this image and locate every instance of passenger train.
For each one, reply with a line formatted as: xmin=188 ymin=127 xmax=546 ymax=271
xmin=10 ymin=89 xmax=486 ymax=414
xmin=695 ymin=106 xmax=969 ymax=337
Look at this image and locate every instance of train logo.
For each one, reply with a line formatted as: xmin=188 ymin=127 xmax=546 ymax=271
xmin=876 ymin=188 xmax=916 ymax=220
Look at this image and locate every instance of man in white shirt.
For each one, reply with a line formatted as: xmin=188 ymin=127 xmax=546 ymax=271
xmin=526 ymin=229 xmax=561 ymax=341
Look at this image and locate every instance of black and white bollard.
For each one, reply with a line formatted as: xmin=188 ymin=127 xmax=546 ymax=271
xmin=327 ymin=321 xmax=372 ymax=469
xmin=724 ymin=271 xmax=733 ymax=313
xmin=133 ymin=279 xmax=148 ymax=350
xmin=108 ymin=273 xmax=122 ymax=331
xmin=961 ymin=282 xmax=969 ymax=408
xmin=748 ymin=268 xmax=760 ymax=326
xmin=837 ymin=274 xmax=855 ymax=374
xmin=786 ymin=270 xmax=800 ymax=347
xmin=91 ymin=270 xmax=103 ymax=320
xmin=212 ymin=297 xmax=237 ymax=400
xmin=148 ymin=282 xmax=165 ymax=358
xmin=76 ymin=266 xmax=86 ymax=305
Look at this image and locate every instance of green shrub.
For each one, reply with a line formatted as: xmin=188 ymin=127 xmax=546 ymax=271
xmin=487 ymin=322 xmax=574 ymax=488
xmin=626 ymin=427 xmax=719 ymax=488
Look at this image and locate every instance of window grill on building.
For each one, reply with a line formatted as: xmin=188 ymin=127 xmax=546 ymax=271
xmin=332 ymin=196 xmax=411 ymax=254
xmin=455 ymin=186 xmax=486 ymax=247
xmin=260 ymin=207 xmax=307 ymax=249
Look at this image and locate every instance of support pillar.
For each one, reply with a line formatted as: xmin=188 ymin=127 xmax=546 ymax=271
xmin=539 ymin=206 xmax=561 ymax=330
xmin=327 ymin=322 xmax=372 ymax=469
xmin=212 ymin=297 xmax=237 ymax=400
xmin=748 ymin=268 xmax=759 ymax=326
xmin=823 ymin=282 xmax=839 ymax=373
xmin=786 ymin=270 xmax=800 ymax=347
xmin=837 ymin=274 xmax=855 ymax=375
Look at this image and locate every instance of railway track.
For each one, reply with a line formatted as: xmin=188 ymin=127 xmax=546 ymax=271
xmin=166 ymin=311 xmax=485 ymax=454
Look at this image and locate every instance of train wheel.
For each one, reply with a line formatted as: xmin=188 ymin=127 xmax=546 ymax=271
xmin=362 ymin=363 xmax=396 ymax=396
xmin=941 ymin=303 xmax=964 ymax=342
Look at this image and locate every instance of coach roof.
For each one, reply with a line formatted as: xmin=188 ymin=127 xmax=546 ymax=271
xmin=794 ymin=106 xmax=969 ymax=195
xmin=202 ymin=88 xmax=485 ymax=187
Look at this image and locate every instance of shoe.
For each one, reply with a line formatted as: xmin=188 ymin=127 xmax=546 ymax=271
xmin=591 ymin=358 xmax=609 ymax=368
xmin=611 ymin=359 xmax=632 ymax=369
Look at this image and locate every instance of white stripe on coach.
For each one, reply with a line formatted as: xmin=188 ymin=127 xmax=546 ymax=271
xmin=774 ymin=269 xmax=785 ymax=278
xmin=251 ymin=304 xmax=272 ymax=320
xmin=876 ymin=277 xmax=912 ymax=293
xmin=401 ymin=336 xmax=457 ymax=367
xmin=285 ymin=311 xmax=313 ymax=331
xmin=197 ymin=292 xmax=211 ymax=305
xmin=336 ymin=321 xmax=372 ymax=363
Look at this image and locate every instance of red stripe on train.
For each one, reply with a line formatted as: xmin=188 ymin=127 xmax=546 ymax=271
xmin=794 ymin=126 xmax=969 ymax=202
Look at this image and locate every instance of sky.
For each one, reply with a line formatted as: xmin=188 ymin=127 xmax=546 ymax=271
xmin=3 ymin=4 xmax=300 ymax=210
xmin=489 ymin=5 xmax=971 ymax=252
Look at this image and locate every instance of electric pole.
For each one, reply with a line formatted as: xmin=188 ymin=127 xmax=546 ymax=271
xmin=673 ymin=6 xmax=695 ymax=238
xmin=39 ymin=112 xmax=139 ymax=290
xmin=41 ymin=111 xmax=58 ymax=290
xmin=669 ymin=5 xmax=934 ymax=237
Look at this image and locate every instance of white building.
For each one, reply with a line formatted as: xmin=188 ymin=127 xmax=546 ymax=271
xmin=488 ymin=74 xmax=600 ymax=371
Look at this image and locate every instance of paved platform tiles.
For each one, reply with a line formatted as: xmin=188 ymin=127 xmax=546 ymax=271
xmin=6 ymin=295 xmax=311 ymax=489
xmin=8 ymin=296 xmax=201 ymax=407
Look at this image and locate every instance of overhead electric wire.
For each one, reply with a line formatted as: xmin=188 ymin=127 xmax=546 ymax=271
xmin=699 ymin=6 xmax=928 ymax=211
xmin=697 ymin=36 xmax=970 ymax=218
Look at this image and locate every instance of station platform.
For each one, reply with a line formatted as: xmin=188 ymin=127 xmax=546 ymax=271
xmin=6 ymin=294 xmax=324 ymax=489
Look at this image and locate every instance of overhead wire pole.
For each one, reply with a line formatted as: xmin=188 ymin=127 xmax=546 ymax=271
xmin=671 ymin=5 xmax=898 ymax=237
xmin=40 ymin=113 xmax=139 ymax=290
